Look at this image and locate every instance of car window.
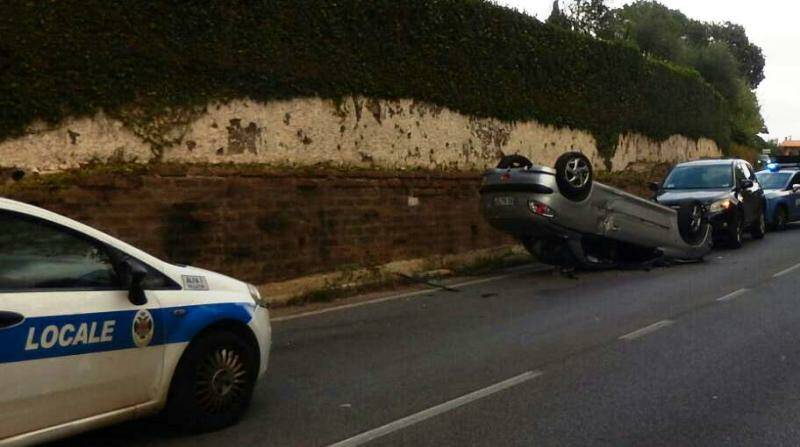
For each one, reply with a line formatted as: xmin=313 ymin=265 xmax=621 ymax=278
xmin=756 ymin=172 xmax=792 ymax=189
xmin=663 ymin=164 xmax=733 ymax=189
xmin=0 ymin=212 xmax=120 ymax=291
xmin=791 ymin=173 xmax=800 ymax=188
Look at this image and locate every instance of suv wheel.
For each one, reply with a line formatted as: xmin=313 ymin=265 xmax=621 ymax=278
xmin=677 ymin=202 xmax=708 ymax=245
xmin=751 ymin=210 xmax=766 ymax=239
xmin=727 ymin=212 xmax=744 ymax=249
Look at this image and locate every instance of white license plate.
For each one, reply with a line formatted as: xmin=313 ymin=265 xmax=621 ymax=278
xmin=493 ymin=196 xmax=515 ymax=206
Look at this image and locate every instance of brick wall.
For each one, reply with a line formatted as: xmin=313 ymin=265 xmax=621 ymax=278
xmin=4 ymin=167 xmax=511 ymax=284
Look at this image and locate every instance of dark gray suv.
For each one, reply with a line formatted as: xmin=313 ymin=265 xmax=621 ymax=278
xmin=653 ymin=159 xmax=766 ymax=248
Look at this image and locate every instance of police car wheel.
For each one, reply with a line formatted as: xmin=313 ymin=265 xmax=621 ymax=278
xmin=751 ymin=210 xmax=766 ymax=239
xmin=166 ymin=330 xmax=258 ymax=432
xmin=773 ymin=207 xmax=788 ymax=231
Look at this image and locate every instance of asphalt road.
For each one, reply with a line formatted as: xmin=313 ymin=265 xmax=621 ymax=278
xmin=55 ymin=226 xmax=800 ymax=446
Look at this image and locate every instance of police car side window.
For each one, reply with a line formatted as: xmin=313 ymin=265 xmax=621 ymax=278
xmin=791 ymin=173 xmax=800 ymax=189
xmin=0 ymin=213 xmax=120 ymax=291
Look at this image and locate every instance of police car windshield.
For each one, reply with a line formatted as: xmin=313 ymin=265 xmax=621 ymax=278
xmin=663 ymin=164 xmax=732 ymax=189
xmin=756 ymin=172 xmax=791 ymax=190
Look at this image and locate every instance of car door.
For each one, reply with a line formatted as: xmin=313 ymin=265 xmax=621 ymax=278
xmin=736 ymin=162 xmax=759 ymax=225
xmin=788 ymin=172 xmax=800 ymax=220
xmin=0 ymin=210 xmax=165 ymax=440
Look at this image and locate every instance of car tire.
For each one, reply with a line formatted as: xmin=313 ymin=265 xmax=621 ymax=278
xmin=727 ymin=211 xmax=744 ymax=249
xmin=165 ymin=330 xmax=259 ymax=433
xmin=751 ymin=209 xmax=766 ymax=239
xmin=554 ymin=152 xmax=593 ymax=201
xmin=773 ymin=207 xmax=788 ymax=231
xmin=497 ymin=154 xmax=533 ymax=169
xmin=677 ymin=201 xmax=708 ymax=245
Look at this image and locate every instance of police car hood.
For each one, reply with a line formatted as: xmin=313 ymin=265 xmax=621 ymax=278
xmin=168 ymin=264 xmax=251 ymax=294
xmin=764 ymin=189 xmax=786 ymax=199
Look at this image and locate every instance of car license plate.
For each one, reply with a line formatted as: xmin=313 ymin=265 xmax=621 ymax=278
xmin=493 ymin=196 xmax=515 ymax=206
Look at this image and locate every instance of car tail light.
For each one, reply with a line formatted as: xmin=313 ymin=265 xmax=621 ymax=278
xmin=528 ymin=200 xmax=555 ymax=218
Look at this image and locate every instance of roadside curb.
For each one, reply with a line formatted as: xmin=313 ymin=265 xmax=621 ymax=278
xmin=258 ymin=245 xmax=532 ymax=307
xmin=270 ymin=263 xmax=552 ymax=322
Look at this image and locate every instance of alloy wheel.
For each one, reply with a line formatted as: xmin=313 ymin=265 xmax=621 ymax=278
xmin=778 ymin=209 xmax=787 ymax=230
xmin=689 ymin=204 xmax=703 ymax=235
xmin=565 ymin=158 xmax=590 ymax=188
xmin=195 ymin=348 xmax=248 ymax=414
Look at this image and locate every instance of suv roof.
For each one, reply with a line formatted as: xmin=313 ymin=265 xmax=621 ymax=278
xmin=674 ymin=159 xmax=740 ymax=167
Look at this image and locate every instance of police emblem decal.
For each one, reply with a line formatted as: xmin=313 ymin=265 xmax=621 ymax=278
xmin=132 ymin=309 xmax=155 ymax=348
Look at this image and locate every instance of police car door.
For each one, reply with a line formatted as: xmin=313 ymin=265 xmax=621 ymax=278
xmin=789 ymin=172 xmax=800 ymax=220
xmin=0 ymin=211 xmax=165 ymax=439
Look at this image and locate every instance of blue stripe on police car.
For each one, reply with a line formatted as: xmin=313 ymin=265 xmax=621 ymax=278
xmin=0 ymin=303 xmax=254 ymax=364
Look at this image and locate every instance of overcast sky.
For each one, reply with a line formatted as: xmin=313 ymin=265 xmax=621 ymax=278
xmin=494 ymin=0 xmax=797 ymax=142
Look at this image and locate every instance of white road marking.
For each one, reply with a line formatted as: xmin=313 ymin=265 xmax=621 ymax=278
xmin=272 ymin=273 xmax=522 ymax=323
xmin=327 ymin=370 xmax=544 ymax=447
xmin=619 ymin=320 xmax=674 ymax=341
xmin=774 ymin=263 xmax=800 ymax=278
xmin=716 ymin=288 xmax=749 ymax=302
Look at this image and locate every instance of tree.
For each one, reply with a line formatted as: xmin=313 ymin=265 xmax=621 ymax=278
xmin=687 ymin=42 xmax=740 ymax=100
xmin=599 ymin=0 xmax=766 ymax=147
xmin=613 ymin=1 xmax=689 ymax=62
xmin=566 ymin=0 xmax=614 ymax=37
xmin=707 ymin=22 xmax=765 ymax=88
xmin=546 ymin=1 xmax=573 ymax=30
xmin=729 ymin=80 xmax=765 ymax=145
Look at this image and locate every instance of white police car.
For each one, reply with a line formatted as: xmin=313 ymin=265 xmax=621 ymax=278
xmin=0 ymin=198 xmax=271 ymax=446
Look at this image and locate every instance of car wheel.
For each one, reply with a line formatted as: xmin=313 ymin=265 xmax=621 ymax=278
xmin=727 ymin=212 xmax=744 ymax=249
xmin=554 ymin=152 xmax=593 ymax=201
xmin=165 ymin=330 xmax=259 ymax=432
xmin=773 ymin=207 xmax=788 ymax=231
xmin=677 ymin=201 xmax=708 ymax=245
xmin=751 ymin=210 xmax=766 ymax=239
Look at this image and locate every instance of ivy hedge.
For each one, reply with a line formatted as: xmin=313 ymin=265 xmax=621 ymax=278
xmin=0 ymin=0 xmax=730 ymax=160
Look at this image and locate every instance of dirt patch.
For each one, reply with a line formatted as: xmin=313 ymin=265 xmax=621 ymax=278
xmin=596 ymin=163 xmax=671 ymax=198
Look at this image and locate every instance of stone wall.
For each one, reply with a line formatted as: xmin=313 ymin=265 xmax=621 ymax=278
xmin=0 ymin=96 xmax=723 ymax=298
xmin=0 ymin=97 xmax=721 ymax=173
xmin=4 ymin=168 xmax=510 ymax=286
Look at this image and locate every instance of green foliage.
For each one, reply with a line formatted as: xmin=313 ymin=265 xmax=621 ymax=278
xmin=0 ymin=0 xmax=730 ymax=158
xmin=753 ymin=135 xmax=778 ymax=153
xmin=707 ymin=22 xmax=766 ymax=89
xmin=603 ymin=2 xmax=765 ymax=89
xmin=613 ymin=1 xmax=690 ymax=61
xmin=566 ymin=0 xmax=614 ymax=37
xmin=596 ymin=0 xmax=765 ymax=146
xmin=547 ymin=1 xmax=573 ymax=30
xmin=729 ymin=81 xmax=765 ymax=145
xmin=687 ymin=42 xmax=741 ymax=100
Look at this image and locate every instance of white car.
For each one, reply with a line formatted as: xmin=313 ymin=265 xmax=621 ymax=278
xmin=0 ymin=198 xmax=271 ymax=446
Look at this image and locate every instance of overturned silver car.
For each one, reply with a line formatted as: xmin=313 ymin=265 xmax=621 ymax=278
xmin=480 ymin=152 xmax=712 ymax=268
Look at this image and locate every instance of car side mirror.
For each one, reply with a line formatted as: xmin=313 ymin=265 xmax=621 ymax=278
xmin=648 ymin=182 xmax=660 ymax=192
xmin=793 ymin=184 xmax=800 ymax=193
xmin=739 ymin=179 xmax=754 ymax=189
xmin=118 ymin=259 xmax=148 ymax=306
